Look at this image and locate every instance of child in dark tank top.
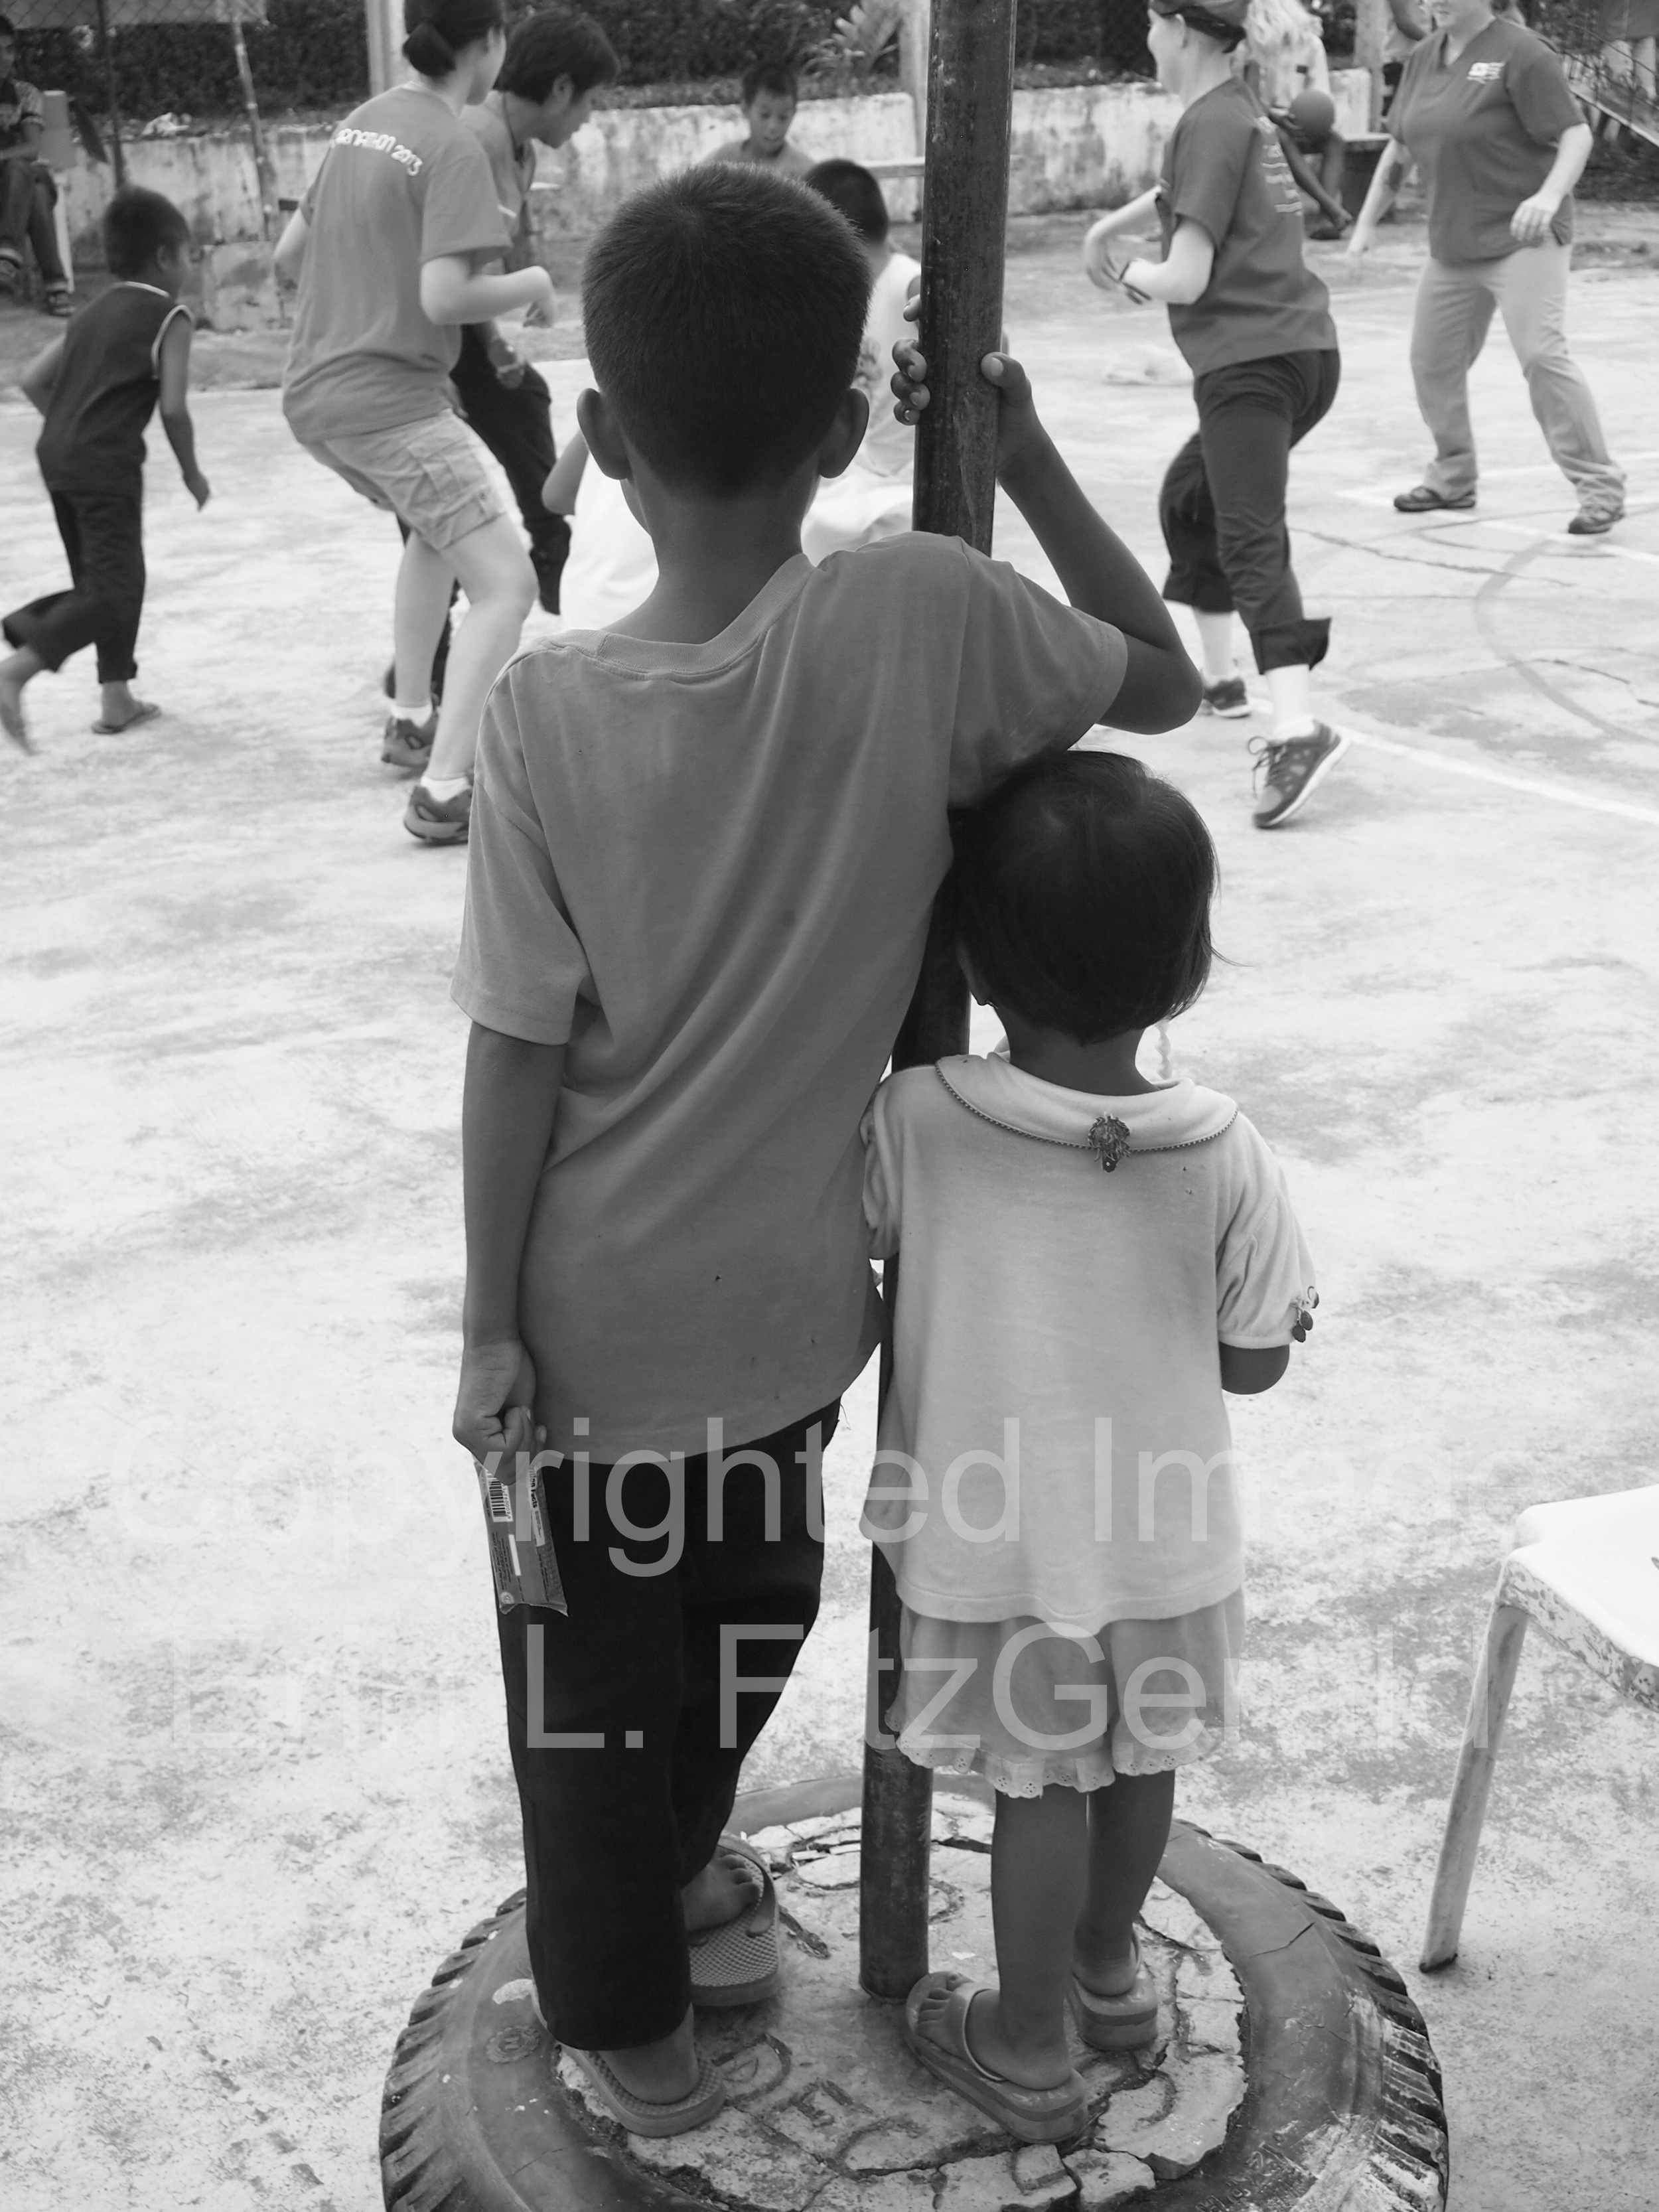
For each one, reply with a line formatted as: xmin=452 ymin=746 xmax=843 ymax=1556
xmin=1 ymin=183 xmax=209 ymax=751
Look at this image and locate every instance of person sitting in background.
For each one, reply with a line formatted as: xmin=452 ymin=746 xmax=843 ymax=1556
xmin=707 ymin=59 xmax=814 ymax=178
xmin=0 ymin=15 xmax=70 ymax=315
xmin=799 ymin=158 xmax=919 ymax=559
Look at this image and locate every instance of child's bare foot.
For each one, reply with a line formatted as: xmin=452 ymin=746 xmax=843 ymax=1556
xmin=681 ymin=1846 xmax=762 ymax=1933
xmin=0 ymin=651 xmax=39 ymax=752
xmin=596 ymin=2006 xmax=701 ymax=2102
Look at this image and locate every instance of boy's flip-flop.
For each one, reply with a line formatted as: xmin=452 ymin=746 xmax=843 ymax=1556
xmin=1070 ymin=1938 xmax=1160 ymax=2050
xmin=561 ymin=2043 xmax=727 ymax=2138
xmin=903 ymin=1971 xmax=1089 ymax=2144
xmin=91 ymin=701 xmax=162 ymax=734
xmin=687 ymin=1836 xmax=782 ymax=2008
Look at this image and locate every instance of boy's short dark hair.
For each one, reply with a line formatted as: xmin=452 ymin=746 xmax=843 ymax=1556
xmin=741 ymin=58 xmax=798 ymax=106
xmin=954 ymin=751 xmax=1216 ymax=1043
xmin=498 ymin=6 xmax=620 ymax=100
xmin=583 ymin=165 xmax=869 ymax=494
xmin=802 ymin=158 xmax=889 ymax=246
xmin=103 ymin=185 xmax=190 ymax=279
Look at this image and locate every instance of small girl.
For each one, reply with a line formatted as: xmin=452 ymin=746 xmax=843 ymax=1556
xmin=861 ymin=747 xmax=1315 ymax=2144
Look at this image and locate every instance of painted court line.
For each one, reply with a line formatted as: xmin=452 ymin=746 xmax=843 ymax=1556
xmin=1464 ymin=516 xmax=1659 ymax=570
xmin=1333 ymin=451 xmax=1659 ymax=502
xmin=1335 ymin=724 xmax=1659 ymax=826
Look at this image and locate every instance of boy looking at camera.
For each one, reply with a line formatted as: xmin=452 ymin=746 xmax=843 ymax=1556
xmin=707 ymin=58 xmax=814 ymax=177
xmin=450 ymin=164 xmax=1197 ymax=2136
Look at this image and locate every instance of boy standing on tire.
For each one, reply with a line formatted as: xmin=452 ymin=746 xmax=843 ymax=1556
xmin=449 ymin=164 xmax=1198 ymax=2138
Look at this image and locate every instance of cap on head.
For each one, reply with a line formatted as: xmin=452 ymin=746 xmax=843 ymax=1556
xmin=1150 ymin=0 xmax=1251 ymax=44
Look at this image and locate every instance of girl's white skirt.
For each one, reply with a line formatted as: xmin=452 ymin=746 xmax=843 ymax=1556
xmin=887 ymin=1589 xmax=1244 ymax=1799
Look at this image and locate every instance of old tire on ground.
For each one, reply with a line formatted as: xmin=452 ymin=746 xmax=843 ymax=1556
xmin=380 ymin=1787 xmax=1447 ymax=2212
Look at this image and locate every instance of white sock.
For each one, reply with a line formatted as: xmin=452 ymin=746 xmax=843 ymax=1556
xmin=1194 ymin=612 xmax=1237 ymax=684
xmin=420 ymin=774 xmax=470 ymax=802
xmin=1264 ymin=663 xmax=1315 ymax=735
xmin=392 ymin=699 xmax=432 ymax=726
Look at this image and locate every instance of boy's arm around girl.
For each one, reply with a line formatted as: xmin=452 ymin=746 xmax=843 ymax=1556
xmin=451 ymin=339 xmax=1204 ymax=1470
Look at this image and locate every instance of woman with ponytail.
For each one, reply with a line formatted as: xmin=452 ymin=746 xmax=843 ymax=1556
xmin=1083 ymin=0 xmax=1346 ymax=831
xmin=276 ymin=0 xmax=556 ymax=846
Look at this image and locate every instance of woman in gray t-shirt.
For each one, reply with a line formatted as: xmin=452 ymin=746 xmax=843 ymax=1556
xmin=1347 ymin=0 xmax=1624 ymax=534
xmin=275 ymin=0 xmax=558 ymax=846
xmin=1083 ymin=0 xmax=1346 ymax=834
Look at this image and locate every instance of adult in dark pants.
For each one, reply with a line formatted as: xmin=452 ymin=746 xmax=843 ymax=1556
xmin=1084 ymin=0 xmax=1346 ymax=829
xmin=387 ymin=8 xmax=619 ymax=702
xmin=1347 ymin=0 xmax=1624 ymax=536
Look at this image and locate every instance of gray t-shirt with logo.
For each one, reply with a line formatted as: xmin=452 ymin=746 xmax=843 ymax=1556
xmin=283 ymin=85 xmax=506 ymax=443
xmin=1159 ymin=78 xmax=1337 ymax=377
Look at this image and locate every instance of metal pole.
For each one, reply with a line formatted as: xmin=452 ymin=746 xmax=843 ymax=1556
xmin=227 ymin=0 xmax=279 ymax=242
xmin=92 ymin=0 xmax=124 ymax=187
xmin=857 ymin=0 xmax=1018 ymax=2007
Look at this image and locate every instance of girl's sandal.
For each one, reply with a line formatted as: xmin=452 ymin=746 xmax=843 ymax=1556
xmin=903 ymin=1971 xmax=1089 ymax=2144
xmin=1070 ymin=1938 xmax=1160 ymax=2051
xmin=44 ymin=286 xmax=72 ymax=319
xmin=561 ymin=2044 xmax=727 ymax=2138
xmin=688 ymin=1836 xmax=782 ymax=2008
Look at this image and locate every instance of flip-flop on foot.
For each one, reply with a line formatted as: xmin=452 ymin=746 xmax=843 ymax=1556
xmin=92 ymin=700 xmax=162 ymax=734
xmin=689 ymin=1836 xmax=781 ymax=2008
xmin=903 ymin=1971 xmax=1088 ymax=2144
xmin=561 ymin=2043 xmax=727 ymax=2138
xmin=1071 ymin=1937 xmax=1160 ymax=2050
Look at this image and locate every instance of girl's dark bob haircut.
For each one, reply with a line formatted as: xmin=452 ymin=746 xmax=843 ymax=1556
xmin=954 ymin=749 xmax=1217 ymax=1044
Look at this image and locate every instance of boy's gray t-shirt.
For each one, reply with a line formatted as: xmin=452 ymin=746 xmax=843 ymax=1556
xmin=451 ymin=534 xmax=1127 ymax=1460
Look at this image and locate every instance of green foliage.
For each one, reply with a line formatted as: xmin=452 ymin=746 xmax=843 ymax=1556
xmin=15 ymin=0 xmax=370 ymax=119
xmin=13 ymin=0 xmax=1153 ymax=124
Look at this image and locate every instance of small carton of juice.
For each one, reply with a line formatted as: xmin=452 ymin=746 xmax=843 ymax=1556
xmin=475 ymin=1449 xmax=568 ymax=1614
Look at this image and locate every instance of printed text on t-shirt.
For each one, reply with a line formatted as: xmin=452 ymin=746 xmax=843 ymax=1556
xmin=1256 ymin=115 xmax=1305 ymax=220
xmin=332 ymin=123 xmax=424 ymax=175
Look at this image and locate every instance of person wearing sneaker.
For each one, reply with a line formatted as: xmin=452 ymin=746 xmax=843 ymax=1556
xmin=277 ymin=0 xmax=558 ymax=846
xmin=1082 ymin=0 xmax=1348 ymax=830
xmin=1346 ymin=0 xmax=1625 ymax=536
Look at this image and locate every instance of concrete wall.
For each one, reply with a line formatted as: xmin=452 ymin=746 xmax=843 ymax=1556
xmin=58 ymin=71 xmax=1374 ymax=262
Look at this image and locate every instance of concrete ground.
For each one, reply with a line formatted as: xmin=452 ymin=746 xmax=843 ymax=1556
xmin=3 ymin=210 xmax=1657 ymax=2211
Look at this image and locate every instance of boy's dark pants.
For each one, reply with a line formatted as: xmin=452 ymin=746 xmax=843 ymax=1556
xmin=495 ymin=1400 xmax=839 ymax=2051
xmin=449 ymin=324 xmax=562 ymax=565
xmin=4 ymin=490 xmax=145 ymax=683
xmin=1159 ymin=348 xmax=1340 ymax=674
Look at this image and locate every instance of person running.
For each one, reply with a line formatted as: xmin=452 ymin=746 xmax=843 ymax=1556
xmin=375 ymin=5 xmax=618 ymax=707
xmin=866 ymin=748 xmax=1315 ymax=2140
xmin=2 ymin=187 xmax=208 ymax=750
xmin=1084 ymin=0 xmax=1347 ymax=830
xmin=1346 ymin=0 xmax=1625 ymax=537
xmin=276 ymin=0 xmax=555 ymax=848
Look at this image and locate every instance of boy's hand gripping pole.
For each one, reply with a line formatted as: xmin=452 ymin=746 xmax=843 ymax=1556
xmin=858 ymin=0 xmax=1019 ymax=2005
